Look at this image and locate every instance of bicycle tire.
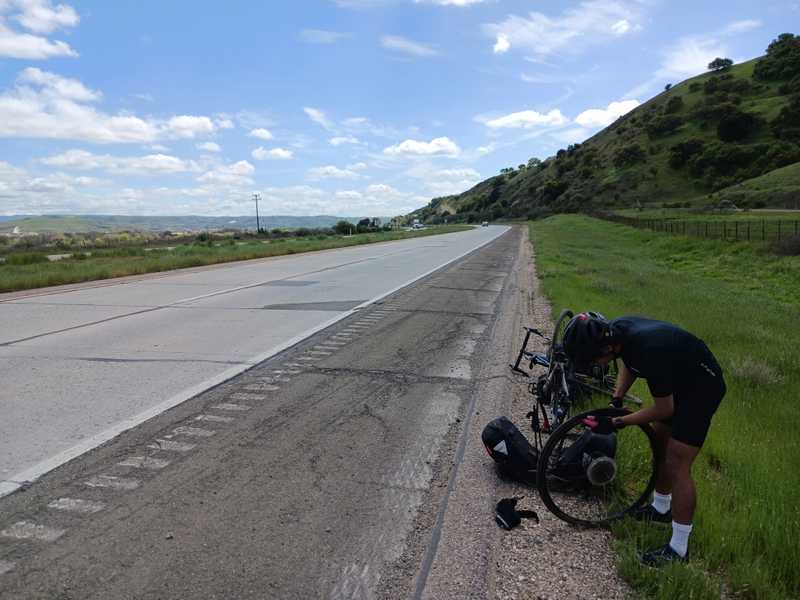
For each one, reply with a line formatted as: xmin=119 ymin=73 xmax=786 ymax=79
xmin=547 ymin=309 xmax=573 ymax=365
xmin=536 ymin=408 xmax=658 ymax=527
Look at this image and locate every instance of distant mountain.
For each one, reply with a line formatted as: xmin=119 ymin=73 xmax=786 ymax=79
xmin=411 ymin=33 xmax=800 ymax=223
xmin=0 ymin=214 xmax=389 ymax=234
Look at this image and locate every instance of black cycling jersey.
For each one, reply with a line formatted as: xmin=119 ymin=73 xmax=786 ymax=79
xmin=611 ymin=316 xmax=723 ymax=398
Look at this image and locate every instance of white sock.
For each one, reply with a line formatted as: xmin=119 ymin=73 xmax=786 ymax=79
xmin=652 ymin=491 xmax=672 ymax=514
xmin=670 ymin=521 xmax=693 ymax=557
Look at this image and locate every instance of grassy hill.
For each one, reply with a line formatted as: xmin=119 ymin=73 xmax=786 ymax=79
xmin=413 ymin=33 xmax=800 ymax=223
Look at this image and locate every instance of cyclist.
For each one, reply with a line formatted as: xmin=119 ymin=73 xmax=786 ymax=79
xmin=562 ymin=312 xmax=726 ymax=567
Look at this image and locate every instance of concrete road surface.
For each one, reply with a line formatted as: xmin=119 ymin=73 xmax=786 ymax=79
xmin=0 ymin=226 xmax=524 ymax=599
xmin=0 ymin=226 xmax=506 ymax=494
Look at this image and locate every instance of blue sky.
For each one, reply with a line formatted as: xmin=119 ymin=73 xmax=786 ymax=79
xmin=0 ymin=0 xmax=795 ymax=217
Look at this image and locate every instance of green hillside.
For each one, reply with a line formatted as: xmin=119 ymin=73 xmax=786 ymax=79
xmin=414 ymin=33 xmax=800 ymax=223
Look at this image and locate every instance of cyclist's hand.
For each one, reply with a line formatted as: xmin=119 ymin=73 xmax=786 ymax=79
xmin=582 ymin=416 xmax=616 ymax=435
xmin=610 ymin=396 xmax=624 ymax=409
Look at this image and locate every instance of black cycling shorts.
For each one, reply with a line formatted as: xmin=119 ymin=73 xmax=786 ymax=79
xmin=660 ymin=374 xmax=726 ymax=447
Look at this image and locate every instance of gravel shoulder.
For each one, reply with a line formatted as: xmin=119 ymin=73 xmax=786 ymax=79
xmin=490 ymin=226 xmax=631 ymax=600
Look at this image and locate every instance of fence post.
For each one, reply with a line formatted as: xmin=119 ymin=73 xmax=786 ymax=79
xmin=747 ymin=222 xmax=751 ymax=241
xmin=795 ymin=220 xmax=798 ymax=237
xmin=762 ymin=220 xmax=766 ymax=241
xmin=778 ymin=220 xmax=781 ymax=241
xmin=735 ymin=221 xmax=738 ymax=241
xmin=705 ymin=222 xmax=709 ymax=238
xmin=724 ymin=222 xmax=727 ymax=241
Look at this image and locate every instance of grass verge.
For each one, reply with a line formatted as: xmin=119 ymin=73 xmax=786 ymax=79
xmin=529 ymin=215 xmax=799 ymax=600
xmin=0 ymin=226 xmax=470 ymax=293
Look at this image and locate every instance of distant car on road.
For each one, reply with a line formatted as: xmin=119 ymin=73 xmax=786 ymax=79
xmin=481 ymin=221 xmax=489 ymax=227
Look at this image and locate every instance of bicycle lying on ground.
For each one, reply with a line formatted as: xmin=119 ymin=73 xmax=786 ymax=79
xmin=510 ymin=309 xmax=658 ymax=527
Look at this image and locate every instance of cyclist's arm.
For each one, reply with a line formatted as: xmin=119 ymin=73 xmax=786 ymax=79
xmin=613 ymin=360 xmax=637 ymax=398
xmin=617 ymin=395 xmax=674 ymax=426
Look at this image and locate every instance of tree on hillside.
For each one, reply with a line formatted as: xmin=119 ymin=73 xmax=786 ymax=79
xmin=754 ymin=33 xmax=800 ymax=80
xmin=717 ymin=109 xmax=760 ymax=142
xmin=664 ymin=83 xmax=672 ymax=91
xmin=708 ymin=57 xmax=734 ymax=72
xmin=771 ymin=94 xmax=800 ymax=141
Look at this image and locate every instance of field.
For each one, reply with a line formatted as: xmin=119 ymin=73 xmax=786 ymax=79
xmin=530 ymin=215 xmax=799 ymax=599
xmin=0 ymin=225 xmax=469 ymax=293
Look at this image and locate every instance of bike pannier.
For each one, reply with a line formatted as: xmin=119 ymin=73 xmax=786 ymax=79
xmin=481 ymin=417 xmax=539 ymax=483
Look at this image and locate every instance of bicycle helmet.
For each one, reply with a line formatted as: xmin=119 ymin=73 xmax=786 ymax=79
xmin=562 ymin=311 xmax=614 ymax=368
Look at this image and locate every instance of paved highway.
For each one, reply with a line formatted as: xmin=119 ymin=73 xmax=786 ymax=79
xmin=0 ymin=226 xmax=524 ymax=600
xmin=0 ymin=226 xmax=506 ymax=495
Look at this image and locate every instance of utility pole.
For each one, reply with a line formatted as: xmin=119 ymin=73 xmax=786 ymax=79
xmin=253 ymin=193 xmax=261 ymax=234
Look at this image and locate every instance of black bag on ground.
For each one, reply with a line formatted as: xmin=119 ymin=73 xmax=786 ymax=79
xmin=553 ymin=429 xmax=618 ymax=483
xmin=481 ymin=417 xmax=538 ymax=483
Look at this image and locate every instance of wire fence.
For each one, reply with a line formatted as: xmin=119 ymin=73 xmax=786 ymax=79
xmin=594 ymin=212 xmax=800 ymax=243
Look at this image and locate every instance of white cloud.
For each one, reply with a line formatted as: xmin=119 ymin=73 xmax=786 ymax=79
xmin=329 ymin=135 xmax=361 ymax=146
xmin=41 ymin=149 xmax=202 ymax=175
xmin=347 ymin=162 xmax=369 ymax=171
xmin=307 ymin=165 xmax=363 ymax=180
xmin=483 ymin=109 xmax=567 ymax=129
xmin=0 ymin=68 xmax=220 ymax=144
xmin=197 ymin=142 xmax=221 ymax=152
xmin=215 ymin=117 xmax=234 ymax=129
xmin=11 ymin=0 xmax=79 ymax=34
xmin=575 ymin=99 xmax=639 ymax=128
xmin=381 ymin=35 xmax=437 ymax=57
xmin=166 ymin=115 xmax=215 ymax=139
xmin=484 ymin=0 xmax=643 ymax=58
xmin=722 ymin=20 xmax=762 ymax=35
xmin=300 ymin=29 xmax=350 ymax=43
xmin=304 ymin=106 xmax=333 ymax=130
xmin=248 ymin=127 xmax=274 ymax=140
xmin=493 ymin=34 xmax=510 ymax=54
xmin=251 ymin=146 xmax=293 ymax=160
xmin=383 ymin=136 xmax=460 ymax=157
xmin=197 ymin=160 xmax=255 ymax=186
xmin=0 ymin=0 xmax=79 ymax=59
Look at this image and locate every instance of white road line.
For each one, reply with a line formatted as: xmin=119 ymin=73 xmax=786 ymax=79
xmin=0 ymin=521 xmax=65 ymax=542
xmin=172 ymin=426 xmax=215 ymax=438
xmin=147 ymin=439 xmax=196 ymax=453
xmin=84 ymin=475 xmax=140 ymax=490
xmin=231 ymin=392 xmax=272 ymax=400
xmin=195 ymin=414 xmax=234 ymax=424
xmin=118 ymin=456 xmax=171 ymax=470
xmin=0 ymin=560 xmax=15 ymax=575
xmin=211 ymin=403 xmax=251 ymax=411
xmin=47 ymin=498 xmax=106 ymax=514
xmin=308 ymin=350 xmax=332 ymax=356
xmin=0 ymin=481 xmax=20 ymax=497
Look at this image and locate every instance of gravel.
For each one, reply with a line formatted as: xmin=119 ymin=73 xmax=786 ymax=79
xmin=490 ymin=227 xmax=631 ymax=600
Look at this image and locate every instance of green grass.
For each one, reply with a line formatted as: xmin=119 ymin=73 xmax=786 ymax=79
xmin=0 ymin=226 xmax=470 ymax=293
xmin=530 ymin=215 xmax=799 ymax=600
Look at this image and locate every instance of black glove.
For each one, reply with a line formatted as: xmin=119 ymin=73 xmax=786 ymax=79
xmin=582 ymin=415 xmax=620 ymax=435
xmin=495 ymin=497 xmax=539 ymax=530
xmin=610 ymin=396 xmax=624 ymax=408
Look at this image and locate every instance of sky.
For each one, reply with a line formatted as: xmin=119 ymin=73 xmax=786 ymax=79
xmin=0 ymin=0 xmax=796 ymax=217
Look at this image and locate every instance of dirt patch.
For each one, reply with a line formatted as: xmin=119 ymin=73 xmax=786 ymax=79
xmin=490 ymin=226 xmax=631 ymax=600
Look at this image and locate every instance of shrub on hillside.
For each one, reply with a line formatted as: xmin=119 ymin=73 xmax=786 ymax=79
xmin=689 ymin=82 xmax=702 ymax=93
xmin=646 ymin=115 xmax=683 ymax=138
xmin=708 ymin=57 xmax=734 ymax=72
xmin=669 ymin=138 xmax=706 ymax=168
xmin=717 ymin=109 xmax=761 ymax=142
xmin=665 ymin=96 xmax=684 ymax=114
xmin=614 ymin=144 xmax=648 ymax=167
xmin=754 ymin=33 xmax=800 ymax=81
xmin=771 ymin=95 xmax=800 ymax=141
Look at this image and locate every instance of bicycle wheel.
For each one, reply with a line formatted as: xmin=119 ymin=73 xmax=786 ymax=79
xmin=547 ymin=309 xmax=573 ymax=365
xmin=536 ymin=408 xmax=658 ymax=527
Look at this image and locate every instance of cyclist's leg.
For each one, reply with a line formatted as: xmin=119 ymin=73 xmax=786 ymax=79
xmin=664 ymin=438 xmax=700 ymax=523
xmin=651 ymin=421 xmax=672 ymax=493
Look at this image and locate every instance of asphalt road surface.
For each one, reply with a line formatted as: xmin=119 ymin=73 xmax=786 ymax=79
xmin=0 ymin=225 xmax=524 ymax=599
xmin=0 ymin=226 xmax=506 ymax=495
